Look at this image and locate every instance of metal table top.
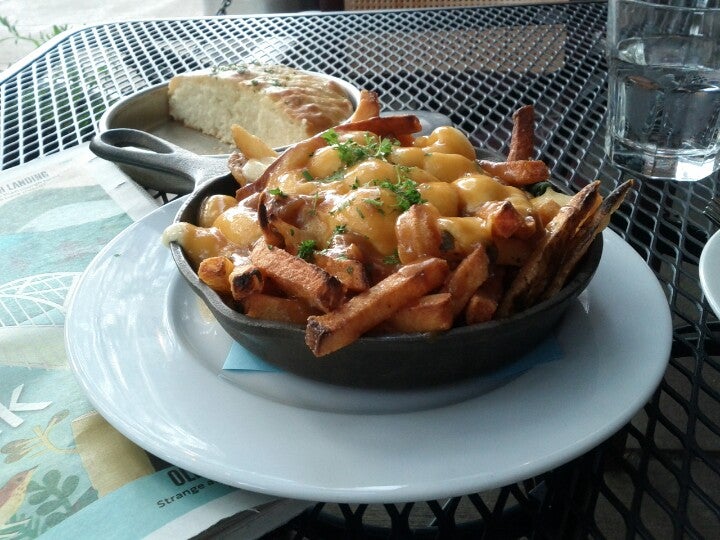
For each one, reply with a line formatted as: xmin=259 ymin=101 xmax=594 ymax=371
xmin=1 ymin=2 xmax=717 ymax=538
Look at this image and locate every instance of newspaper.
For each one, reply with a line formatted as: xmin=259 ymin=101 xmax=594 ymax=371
xmin=0 ymin=146 xmax=308 ymax=539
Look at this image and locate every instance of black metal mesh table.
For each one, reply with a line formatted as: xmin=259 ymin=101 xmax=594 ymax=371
xmin=2 ymin=1 xmax=718 ymax=537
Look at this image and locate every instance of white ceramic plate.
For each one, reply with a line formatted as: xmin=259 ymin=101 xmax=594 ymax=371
xmin=700 ymin=230 xmax=720 ymax=318
xmin=65 ymin=199 xmax=672 ymax=504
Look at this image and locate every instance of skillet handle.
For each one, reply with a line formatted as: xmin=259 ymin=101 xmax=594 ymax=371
xmin=90 ymin=128 xmax=230 ymax=194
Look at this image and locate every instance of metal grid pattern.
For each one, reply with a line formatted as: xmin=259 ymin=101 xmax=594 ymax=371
xmin=343 ymin=0 xmax=563 ymax=8
xmin=1 ymin=2 xmax=718 ymax=538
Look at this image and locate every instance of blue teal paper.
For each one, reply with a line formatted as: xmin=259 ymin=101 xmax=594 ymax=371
xmin=223 ymin=335 xmax=563 ymax=377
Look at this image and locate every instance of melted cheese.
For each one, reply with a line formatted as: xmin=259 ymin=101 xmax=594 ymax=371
xmin=166 ymin=126 xmax=551 ymax=269
xmin=414 ymin=126 xmax=477 ymax=160
xmin=422 ymin=153 xmax=480 ymax=182
xmin=328 ymin=187 xmax=399 ymax=255
xmin=161 ymin=223 xmax=233 ymax=266
xmin=437 ymin=216 xmax=493 ymax=255
xmin=198 ymin=194 xmax=238 ymax=228
xmin=212 ymin=204 xmax=263 ymax=248
xmin=419 ymin=182 xmax=459 ymax=216
xmin=454 ymin=174 xmax=535 ymax=218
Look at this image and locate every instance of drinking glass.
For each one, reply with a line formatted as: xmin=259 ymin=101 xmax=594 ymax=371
xmin=605 ymin=0 xmax=720 ymax=181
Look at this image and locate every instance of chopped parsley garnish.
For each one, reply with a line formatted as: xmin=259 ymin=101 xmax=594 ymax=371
xmin=363 ymin=197 xmax=385 ymax=213
xmin=309 ymin=192 xmax=320 ymax=216
xmin=267 ymin=187 xmax=286 ymax=197
xmin=315 ymin=170 xmax=344 ymax=184
xmin=379 ymin=177 xmax=425 ymax=212
xmin=320 ymin=129 xmax=398 ymax=168
xmin=301 ymin=169 xmax=314 ymax=182
xmin=297 ymin=240 xmax=317 ymax=261
xmin=383 ymin=252 xmax=400 ymax=265
xmin=333 ymin=224 xmax=347 ymax=235
xmin=321 ymin=129 xmax=340 ymax=146
xmin=528 ymin=181 xmax=552 ymax=197
xmin=212 ymin=63 xmax=248 ymax=74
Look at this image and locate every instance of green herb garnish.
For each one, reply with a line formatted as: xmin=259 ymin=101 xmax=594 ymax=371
xmin=320 ymin=129 xmax=398 ymax=168
xmin=363 ymin=197 xmax=385 ymax=213
xmin=267 ymin=187 xmax=286 ymax=197
xmin=383 ymin=252 xmax=400 ymax=265
xmin=297 ymin=240 xmax=317 ymax=261
xmin=333 ymin=224 xmax=348 ymax=235
xmin=379 ymin=176 xmax=425 ymax=212
xmin=528 ymin=181 xmax=552 ymax=197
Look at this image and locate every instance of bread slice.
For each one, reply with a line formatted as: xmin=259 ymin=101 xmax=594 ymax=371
xmin=168 ymin=64 xmax=355 ymax=148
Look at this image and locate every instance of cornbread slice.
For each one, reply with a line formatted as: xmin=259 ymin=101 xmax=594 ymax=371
xmin=168 ymin=64 xmax=355 ymax=148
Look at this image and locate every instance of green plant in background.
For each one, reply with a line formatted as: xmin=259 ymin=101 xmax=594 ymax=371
xmin=0 ymin=16 xmax=68 ymax=47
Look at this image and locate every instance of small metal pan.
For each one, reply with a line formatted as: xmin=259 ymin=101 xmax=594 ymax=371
xmin=89 ymin=128 xmax=231 ymax=194
xmin=89 ymin=126 xmax=602 ymax=389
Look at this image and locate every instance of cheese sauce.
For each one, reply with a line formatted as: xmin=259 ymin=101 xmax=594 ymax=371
xmin=166 ymin=126 xmax=558 ymax=270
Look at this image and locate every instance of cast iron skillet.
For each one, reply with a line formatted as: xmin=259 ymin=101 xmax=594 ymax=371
xmin=90 ymin=127 xmax=603 ymax=389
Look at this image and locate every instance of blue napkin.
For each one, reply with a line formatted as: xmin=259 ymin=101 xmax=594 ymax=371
xmin=223 ymin=342 xmax=282 ymax=372
xmin=222 ymin=335 xmax=563 ymax=375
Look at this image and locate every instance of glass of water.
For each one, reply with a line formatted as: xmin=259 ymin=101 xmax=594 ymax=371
xmin=606 ymin=0 xmax=720 ymax=181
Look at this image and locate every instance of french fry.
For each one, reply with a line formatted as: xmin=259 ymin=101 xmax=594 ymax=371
xmin=496 ymin=181 xmax=601 ymax=317
xmin=335 ymin=115 xmax=423 ymax=140
xmin=256 ymin=192 xmax=289 ymax=248
xmin=465 ymin=270 xmax=505 ymax=324
xmin=305 ymin=257 xmax=449 ymax=356
xmin=465 ymin=293 xmax=498 ymax=325
xmin=520 ymin=182 xmax=601 ymax=305
xmin=507 ymin=105 xmax=535 ymax=162
xmin=344 ymin=90 xmax=381 ymax=123
xmin=478 ymin=159 xmax=550 ymax=186
xmin=242 ymin=293 xmax=316 ymax=325
xmin=443 ymin=244 xmax=490 ymax=316
xmin=542 ymin=179 xmax=633 ymax=298
xmin=395 ymin=203 xmax=442 ymax=264
xmin=198 ymin=256 xmax=234 ymax=295
xmin=313 ymin=251 xmax=370 ymax=293
xmin=228 ymin=151 xmax=249 ymax=186
xmin=231 ymin=124 xmax=278 ymax=159
xmin=230 ymin=263 xmax=264 ymax=301
xmin=248 ymin=136 xmax=328 ymax=195
xmin=494 ymin=237 xmax=533 ymax=266
xmin=383 ymin=293 xmax=453 ymax=333
xmin=474 ymin=200 xmax=536 ymax=240
xmin=250 ymin=240 xmax=345 ymax=313
xmin=236 ymin=190 xmax=260 ymax=209
xmin=532 ymin=196 xmax=563 ymax=228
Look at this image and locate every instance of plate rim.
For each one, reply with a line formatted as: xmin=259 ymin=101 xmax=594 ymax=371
xmin=65 ymin=199 xmax=673 ymax=503
xmin=700 ymin=229 xmax=720 ymax=318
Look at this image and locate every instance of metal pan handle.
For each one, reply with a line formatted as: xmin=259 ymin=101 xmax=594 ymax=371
xmin=89 ymin=128 xmax=231 ymax=194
